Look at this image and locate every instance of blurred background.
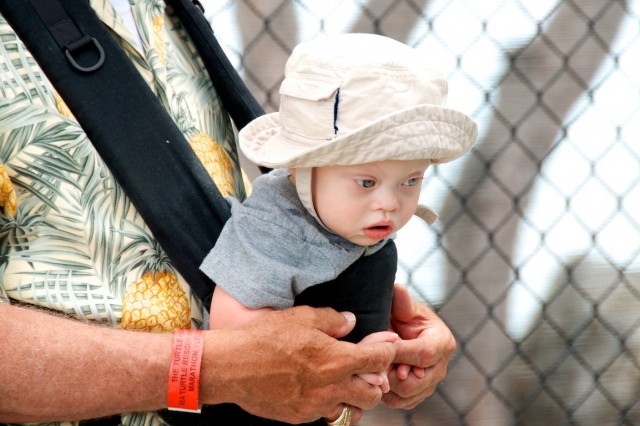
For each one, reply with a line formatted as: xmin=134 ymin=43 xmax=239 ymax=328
xmin=202 ymin=1 xmax=639 ymax=424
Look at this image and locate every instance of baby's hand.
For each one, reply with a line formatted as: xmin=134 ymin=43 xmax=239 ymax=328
xmin=356 ymin=331 xmax=399 ymax=392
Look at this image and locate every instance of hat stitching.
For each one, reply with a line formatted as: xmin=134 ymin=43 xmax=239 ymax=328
xmin=279 ymin=121 xmax=475 ymax=168
xmin=333 ymin=88 xmax=340 ymax=135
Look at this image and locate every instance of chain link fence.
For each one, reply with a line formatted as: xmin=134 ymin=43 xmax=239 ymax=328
xmin=205 ymin=1 xmax=640 ymax=424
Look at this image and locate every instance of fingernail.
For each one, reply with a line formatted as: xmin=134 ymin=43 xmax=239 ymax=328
xmin=341 ymin=311 xmax=356 ymax=323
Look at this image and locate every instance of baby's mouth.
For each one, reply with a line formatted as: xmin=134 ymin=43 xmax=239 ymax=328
xmin=363 ymin=222 xmax=394 ymax=240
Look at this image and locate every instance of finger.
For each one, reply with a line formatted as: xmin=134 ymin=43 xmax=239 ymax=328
xmin=395 ymin=363 xmax=411 ymax=381
xmin=391 ymin=283 xmax=415 ymax=322
xmin=357 ymin=371 xmax=390 ymax=392
xmin=393 ymin=364 xmax=425 ymax=381
xmin=393 ymin=337 xmax=439 ymax=367
xmin=339 ymin=337 xmax=396 ymax=376
xmin=324 ymin=343 xmax=394 ymax=412
xmin=290 ymin=306 xmax=357 ymax=339
xmin=385 ymin=364 xmax=442 ymax=407
xmin=351 ymin=343 xmax=396 ymax=376
xmin=380 ymin=372 xmax=390 ymax=394
xmin=350 ymin=406 xmax=363 ymax=424
xmin=326 ymin=404 xmax=347 ymax=423
xmin=383 ymin=371 xmax=434 ymax=409
xmin=342 ymin=375 xmax=385 ymax=410
xmin=327 ymin=405 xmax=363 ymax=425
xmin=382 ymin=388 xmax=425 ymax=410
xmin=359 ymin=330 xmax=399 ymax=345
xmin=358 ymin=372 xmax=384 ymax=386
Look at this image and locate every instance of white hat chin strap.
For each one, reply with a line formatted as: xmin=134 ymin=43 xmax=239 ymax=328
xmin=415 ymin=204 xmax=439 ymax=225
xmin=295 ymin=167 xmax=332 ymax=231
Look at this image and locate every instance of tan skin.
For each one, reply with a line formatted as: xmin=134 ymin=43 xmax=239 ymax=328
xmin=0 ymin=303 xmax=396 ymax=424
xmin=327 ymin=284 xmax=457 ymax=421
xmin=305 ymin=164 xmax=457 ymax=410
xmin=306 ymin=163 xmax=457 ymax=412
xmin=0 ymin=287 xmax=455 ymax=424
xmin=210 ymin=165 xmax=456 ymax=422
xmin=385 ymin=283 xmax=456 ymax=409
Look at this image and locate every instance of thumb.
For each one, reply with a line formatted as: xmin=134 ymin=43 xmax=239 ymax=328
xmin=391 ymin=283 xmax=414 ymax=322
xmin=301 ymin=307 xmax=356 ymax=339
xmin=333 ymin=311 xmax=357 ymax=338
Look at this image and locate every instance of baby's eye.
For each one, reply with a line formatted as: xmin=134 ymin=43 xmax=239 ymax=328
xmin=403 ymin=177 xmax=421 ymax=187
xmin=356 ymin=178 xmax=376 ymax=188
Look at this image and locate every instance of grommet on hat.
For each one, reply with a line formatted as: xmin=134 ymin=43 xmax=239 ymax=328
xmin=239 ymin=33 xmax=478 ymax=225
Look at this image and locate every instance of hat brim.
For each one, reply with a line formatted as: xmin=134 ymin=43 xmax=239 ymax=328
xmin=239 ymin=104 xmax=478 ymax=169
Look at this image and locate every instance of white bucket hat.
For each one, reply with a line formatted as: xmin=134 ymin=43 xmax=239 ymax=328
xmin=239 ymin=33 xmax=478 ymax=226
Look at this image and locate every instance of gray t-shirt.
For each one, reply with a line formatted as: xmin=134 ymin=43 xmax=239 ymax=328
xmin=200 ymin=168 xmax=386 ymax=310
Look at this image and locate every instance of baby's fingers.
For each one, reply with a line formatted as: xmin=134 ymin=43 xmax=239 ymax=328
xmin=360 ymin=331 xmax=399 ymax=345
xmin=413 ymin=366 xmax=426 ymax=379
xmin=358 ymin=372 xmax=390 ymax=393
xmin=394 ymin=364 xmax=425 ymax=381
xmin=396 ymin=364 xmax=411 ymax=380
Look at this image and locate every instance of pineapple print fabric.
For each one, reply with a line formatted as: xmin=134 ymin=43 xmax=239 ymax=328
xmin=0 ymin=1 xmax=246 ymax=424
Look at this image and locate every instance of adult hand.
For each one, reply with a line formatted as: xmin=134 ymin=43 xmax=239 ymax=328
xmin=201 ymin=306 xmax=397 ymax=424
xmin=383 ymin=283 xmax=456 ymax=409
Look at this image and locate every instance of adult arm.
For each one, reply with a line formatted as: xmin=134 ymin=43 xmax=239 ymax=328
xmin=0 ymin=303 xmax=395 ymax=424
xmin=383 ymin=284 xmax=457 ymax=409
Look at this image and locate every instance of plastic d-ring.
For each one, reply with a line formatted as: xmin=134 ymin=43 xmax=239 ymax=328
xmin=65 ymin=35 xmax=105 ymax=72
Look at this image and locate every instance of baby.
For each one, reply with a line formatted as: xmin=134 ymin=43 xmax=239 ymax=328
xmin=201 ymin=32 xmax=477 ymax=424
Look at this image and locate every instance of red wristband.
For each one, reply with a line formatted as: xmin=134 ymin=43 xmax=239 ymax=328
xmin=167 ymin=329 xmax=205 ymax=413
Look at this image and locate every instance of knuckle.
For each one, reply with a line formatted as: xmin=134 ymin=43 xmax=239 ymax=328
xmin=419 ymin=345 xmax=438 ymax=365
xmin=402 ymin=399 xmax=421 ymax=410
xmin=448 ymin=337 xmax=458 ymax=354
xmin=382 ymin=393 xmax=401 ymax=409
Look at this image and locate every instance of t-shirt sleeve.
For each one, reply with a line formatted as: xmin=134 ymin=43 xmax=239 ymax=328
xmin=200 ymin=198 xmax=326 ymax=310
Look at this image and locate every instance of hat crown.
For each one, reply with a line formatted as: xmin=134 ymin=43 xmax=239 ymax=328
xmin=279 ymin=33 xmax=448 ymax=143
xmin=238 ymin=33 xmax=477 ymax=170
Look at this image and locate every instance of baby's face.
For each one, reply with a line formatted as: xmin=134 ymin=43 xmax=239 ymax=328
xmin=312 ymin=159 xmax=430 ymax=246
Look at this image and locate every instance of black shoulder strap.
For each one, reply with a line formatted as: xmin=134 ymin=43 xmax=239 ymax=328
xmin=0 ymin=0 xmax=263 ymax=308
xmin=167 ymin=0 xmax=265 ymax=131
xmin=167 ymin=0 xmax=269 ymax=174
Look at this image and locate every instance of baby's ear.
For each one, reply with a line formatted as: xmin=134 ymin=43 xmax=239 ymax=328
xmin=289 ymin=168 xmax=297 ymax=182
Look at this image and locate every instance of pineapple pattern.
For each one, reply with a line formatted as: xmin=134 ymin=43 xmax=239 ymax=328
xmin=152 ymin=14 xmax=167 ymax=66
xmin=54 ymin=89 xmax=75 ymax=120
xmin=0 ymin=164 xmax=16 ymax=217
xmin=0 ymin=1 xmax=246 ymax=425
xmin=189 ymin=131 xmax=237 ymax=197
xmin=121 ymin=271 xmax=191 ymax=331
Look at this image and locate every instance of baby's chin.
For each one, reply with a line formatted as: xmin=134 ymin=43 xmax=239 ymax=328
xmin=343 ymin=234 xmax=384 ymax=248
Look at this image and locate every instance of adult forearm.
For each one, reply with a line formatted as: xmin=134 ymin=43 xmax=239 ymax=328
xmin=0 ymin=303 xmax=171 ymax=422
xmin=0 ymin=303 xmax=396 ymax=424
